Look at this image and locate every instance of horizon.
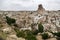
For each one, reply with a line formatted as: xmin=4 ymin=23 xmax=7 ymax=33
xmin=0 ymin=0 xmax=60 ymax=11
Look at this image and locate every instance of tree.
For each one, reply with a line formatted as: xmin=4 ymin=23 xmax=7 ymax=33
xmin=38 ymin=23 xmax=44 ymax=33
xmin=50 ymin=32 xmax=60 ymax=40
xmin=53 ymin=32 xmax=60 ymax=37
xmin=42 ymin=33 xmax=49 ymax=39
xmin=15 ymin=29 xmax=37 ymax=40
xmin=6 ymin=16 xmax=16 ymax=25
xmin=25 ymin=30 xmax=37 ymax=40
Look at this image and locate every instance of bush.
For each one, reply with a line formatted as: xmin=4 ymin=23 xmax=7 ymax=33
xmin=32 ymin=30 xmax=39 ymax=35
xmin=16 ymin=31 xmax=25 ymax=38
xmin=13 ymin=24 xmax=18 ymax=27
xmin=0 ymin=31 xmax=7 ymax=40
xmin=38 ymin=23 xmax=44 ymax=33
xmin=53 ymin=32 xmax=60 ymax=40
xmin=42 ymin=33 xmax=49 ymax=39
xmin=6 ymin=16 xmax=16 ymax=25
xmin=53 ymin=32 xmax=60 ymax=37
xmin=15 ymin=29 xmax=37 ymax=40
xmin=14 ymin=28 xmax=20 ymax=33
xmin=14 ymin=28 xmax=37 ymax=40
xmin=25 ymin=30 xmax=37 ymax=40
xmin=25 ymin=35 xmax=36 ymax=40
xmin=14 ymin=28 xmax=25 ymax=38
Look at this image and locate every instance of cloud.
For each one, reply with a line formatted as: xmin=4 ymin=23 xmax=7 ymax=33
xmin=0 ymin=0 xmax=60 ymax=11
xmin=0 ymin=0 xmax=37 ymax=11
xmin=43 ymin=0 xmax=60 ymax=10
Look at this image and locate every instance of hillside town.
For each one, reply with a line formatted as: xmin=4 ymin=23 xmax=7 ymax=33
xmin=0 ymin=4 xmax=60 ymax=40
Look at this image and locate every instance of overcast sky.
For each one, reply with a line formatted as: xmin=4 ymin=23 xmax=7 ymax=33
xmin=0 ymin=0 xmax=60 ymax=11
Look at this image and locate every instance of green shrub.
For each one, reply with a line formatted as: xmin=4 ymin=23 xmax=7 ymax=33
xmin=6 ymin=16 xmax=16 ymax=25
xmin=0 ymin=31 xmax=7 ymax=40
xmin=14 ymin=28 xmax=37 ymax=40
xmin=25 ymin=35 xmax=36 ymax=40
xmin=53 ymin=32 xmax=60 ymax=37
xmin=42 ymin=33 xmax=49 ymax=39
xmin=32 ymin=30 xmax=39 ymax=35
xmin=16 ymin=31 xmax=25 ymax=38
xmin=14 ymin=28 xmax=20 ymax=33
xmin=38 ymin=23 xmax=44 ymax=33
xmin=52 ymin=32 xmax=60 ymax=40
xmin=25 ymin=30 xmax=37 ymax=40
xmin=14 ymin=28 xmax=25 ymax=38
xmin=15 ymin=29 xmax=37 ymax=40
xmin=13 ymin=24 xmax=18 ymax=27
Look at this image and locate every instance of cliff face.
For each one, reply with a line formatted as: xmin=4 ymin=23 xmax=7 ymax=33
xmin=0 ymin=4 xmax=60 ymax=40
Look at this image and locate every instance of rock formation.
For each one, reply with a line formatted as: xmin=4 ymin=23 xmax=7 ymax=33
xmin=0 ymin=4 xmax=60 ymax=40
xmin=37 ymin=4 xmax=45 ymax=14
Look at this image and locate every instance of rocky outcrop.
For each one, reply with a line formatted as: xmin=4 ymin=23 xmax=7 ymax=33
xmin=37 ymin=4 xmax=45 ymax=14
xmin=38 ymin=4 xmax=45 ymax=11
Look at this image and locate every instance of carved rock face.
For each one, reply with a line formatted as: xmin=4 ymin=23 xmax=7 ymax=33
xmin=37 ymin=4 xmax=45 ymax=14
xmin=38 ymin=4 xmax=44 ymax=10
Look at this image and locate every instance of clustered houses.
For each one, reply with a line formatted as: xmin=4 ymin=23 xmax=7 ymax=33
xmin=0 ymin=4 xmax=60 ymax=33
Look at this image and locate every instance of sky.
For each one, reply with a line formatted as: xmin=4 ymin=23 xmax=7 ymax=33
xmin=0 ymin=0 xmax=60 ymax=11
